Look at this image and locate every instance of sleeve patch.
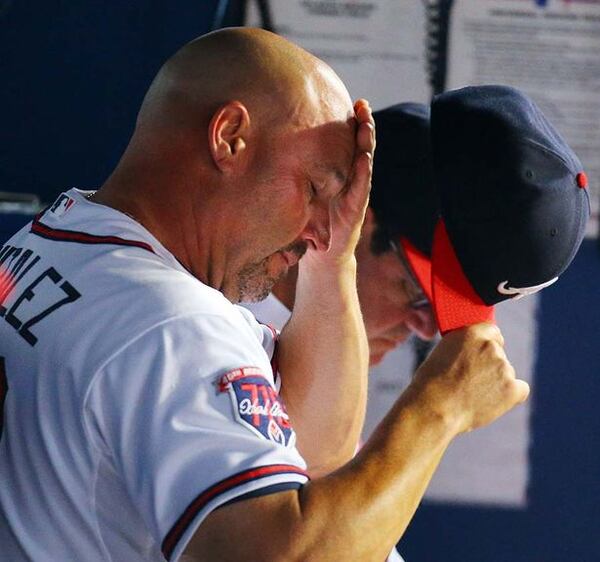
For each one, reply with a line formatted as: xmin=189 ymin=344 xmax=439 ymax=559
xmin=218 ymin=367 xmax=295 ymax=448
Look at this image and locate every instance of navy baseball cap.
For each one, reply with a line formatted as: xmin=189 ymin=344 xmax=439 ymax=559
xmin=370 ymin=103 xmax=439 ymax=259
xmin=402 ymin=85 xmax=591 ymax=334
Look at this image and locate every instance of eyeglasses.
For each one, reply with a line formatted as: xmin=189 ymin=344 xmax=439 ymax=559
xmin=388 ymin=239 xmax=430 ymax=310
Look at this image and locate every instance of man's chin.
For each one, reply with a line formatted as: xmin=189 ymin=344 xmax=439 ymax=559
xmin=236 ymin=280 xmax=274 ymax=303
xmin=238 ymin=288 xmax=272 ymax=304
xmin=236 ymin=270 xmax=285 ymax=303
xmin=235 ymin=247 xmax=300 ymax=303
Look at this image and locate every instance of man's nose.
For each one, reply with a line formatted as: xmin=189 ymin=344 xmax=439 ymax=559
xmin=406 ymin=305 xmax=437 ymax=340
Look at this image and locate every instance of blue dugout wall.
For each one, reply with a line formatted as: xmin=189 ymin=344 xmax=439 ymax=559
xmin=0 ymin=0 xmax=223 ymax=203
xmin=1 ymin=3 xmax=599 ymax=560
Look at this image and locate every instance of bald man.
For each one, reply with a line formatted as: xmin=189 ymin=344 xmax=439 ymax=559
xmin=0 ymin=28 xmax=527 ymax=561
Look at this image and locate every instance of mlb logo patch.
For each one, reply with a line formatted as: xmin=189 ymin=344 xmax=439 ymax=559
xmin=219 ymin=367 xmax=295 ymax=447
xmin=49 ymin=194 xmax=76 ymax=217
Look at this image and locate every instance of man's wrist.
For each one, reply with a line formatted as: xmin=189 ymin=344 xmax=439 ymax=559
xmin=293 ymin=254 xmax=360 ymax=317
xmin=400 ymin=380 xmax=464 ymax=444
xmin=299 ymin=252 xmax=358 ymax=278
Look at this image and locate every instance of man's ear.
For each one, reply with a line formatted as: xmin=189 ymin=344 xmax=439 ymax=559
xmin=208 ymin=101 xmax=250 ymax=171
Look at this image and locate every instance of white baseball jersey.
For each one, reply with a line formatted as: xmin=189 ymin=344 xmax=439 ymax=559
xmin=0 ymin=189 xmax=308 ymax=561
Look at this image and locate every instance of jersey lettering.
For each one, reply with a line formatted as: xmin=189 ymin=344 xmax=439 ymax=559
xmin=0 ymin=247 xmax=82 ymax=347
xmin=0 ymin=247 xmax=41 ymax=306
xmin=2 ymin=267 xmax=81 ymax=346
xmin=0 ymin=357 xmax=7 ymax=439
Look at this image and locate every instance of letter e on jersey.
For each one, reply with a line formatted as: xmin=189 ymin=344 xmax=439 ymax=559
xmin=218 ymin=367 xmax=296 ymax=447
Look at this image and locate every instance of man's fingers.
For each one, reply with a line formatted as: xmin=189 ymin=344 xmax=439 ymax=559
xmin=354 ymin=99 xmax=375 ymax=156
xmin=459 ymin=322 xmax=505 ymax=348
xmin=354 ymin=98 xmax=371 ymax=122
xmin=513 ymin=379 xmax=530 ymax=404
xmin=481 ymin=322 xmax=505 ymax=347
xmin=356 ymin=121 xmax=375 ymax=156
xmin=346 ymin=98 xmax=374 ymax=206
xmin=345 ymin=150 xmax=372 ymax=212
xmin=339 ymin=98 xmax=374 ymax=208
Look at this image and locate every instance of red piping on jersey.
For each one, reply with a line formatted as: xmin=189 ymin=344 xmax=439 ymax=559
xmin=264 ymin=323 xmax=280 ymax=377
xmin=161 ymin=463 xmax=308 ymax=559
xmin=30 ymin=214 xmax=155 ymax=254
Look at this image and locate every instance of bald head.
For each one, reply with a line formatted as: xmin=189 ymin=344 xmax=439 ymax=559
xmin=96 ymin=27 xmax=357 ymax=301
xmin=136 ymin=27 xmax=352 ymax=140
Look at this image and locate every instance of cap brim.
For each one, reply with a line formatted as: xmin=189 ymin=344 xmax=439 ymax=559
xmin=399 ymin=236 xmax=433 ymax=303
xmin=431 ymin=219 xmax=495 ymax=335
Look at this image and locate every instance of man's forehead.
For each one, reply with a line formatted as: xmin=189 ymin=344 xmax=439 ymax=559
xmin=286 ymin=111 xmax=354 ymax=188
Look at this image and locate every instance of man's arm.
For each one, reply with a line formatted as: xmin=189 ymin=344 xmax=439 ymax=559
xmin=277 ymin=256 xmax=368 ymax=476
xmin=275 ymin=100 xmax=374 ymax=476
xmin=184 ymin=323 xmax=530 ymax=561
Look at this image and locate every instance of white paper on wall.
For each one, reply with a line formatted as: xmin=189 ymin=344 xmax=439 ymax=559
xmin=445 ymin=0 xmax=600 ymax=237
xmin=363 ymin=296 xmax=538 ymax=507
xmin=246 ymin=0 xmax=431 ymax=109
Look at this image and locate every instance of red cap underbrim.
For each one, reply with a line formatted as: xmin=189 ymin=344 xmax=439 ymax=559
xmin=431 ymin=219 xmax=495 ymax=335
xmin=399 ymin=236 xmax=433 ymax=303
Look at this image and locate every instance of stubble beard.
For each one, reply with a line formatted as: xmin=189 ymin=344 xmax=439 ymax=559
xmin=235 ymin=240 xmax=307 ymax=303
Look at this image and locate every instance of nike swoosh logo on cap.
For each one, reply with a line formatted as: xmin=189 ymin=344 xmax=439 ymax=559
xmin=497 ymin=277 xmax=559 ymax=300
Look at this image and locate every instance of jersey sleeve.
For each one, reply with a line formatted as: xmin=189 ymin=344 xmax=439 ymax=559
xmin=235 ymin=304 xmax=281 ymax=386
xmin=235 ymin=304 xmax=278 ymax=359
xmin=85 ymin=313 xmax=307 ymax=561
